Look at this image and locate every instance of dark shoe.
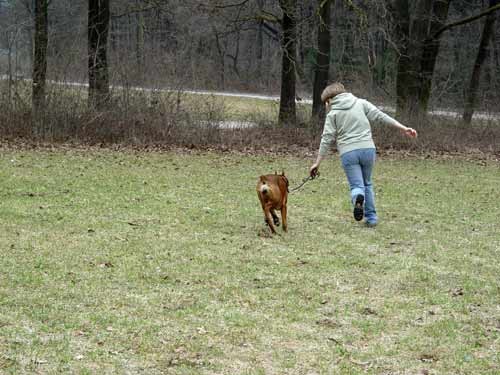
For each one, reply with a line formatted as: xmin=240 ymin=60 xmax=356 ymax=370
xmin=353 ymin=194 xmax=364 ymax=221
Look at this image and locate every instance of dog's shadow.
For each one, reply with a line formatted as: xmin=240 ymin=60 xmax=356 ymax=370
xmin=256 ymin=224 xmax=286 ymax=238
xmin=257 ymin=227 xmax=273 ymax=238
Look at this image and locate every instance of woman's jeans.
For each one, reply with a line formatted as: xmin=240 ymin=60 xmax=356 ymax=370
xmin=340 ymin=148 xmax=377 ymax=224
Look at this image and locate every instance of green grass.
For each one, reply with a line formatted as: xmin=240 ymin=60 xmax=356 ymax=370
xmin=0 ymin=150 xmax=499 ymax=374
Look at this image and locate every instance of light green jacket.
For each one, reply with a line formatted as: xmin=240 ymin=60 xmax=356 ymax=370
xmin=319 ymin=93 xmax=403 ymax=156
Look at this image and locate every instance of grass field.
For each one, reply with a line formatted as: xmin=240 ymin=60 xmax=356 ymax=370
xmin=0 ymin=149 xmax=499 ymax=374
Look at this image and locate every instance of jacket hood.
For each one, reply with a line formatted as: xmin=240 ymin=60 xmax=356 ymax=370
xmin=330 ymin=92 xmax=357 ymax=110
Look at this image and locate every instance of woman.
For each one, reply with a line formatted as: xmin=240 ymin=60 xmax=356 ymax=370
xmin=309 ymin=82 xmax=417 ymax=227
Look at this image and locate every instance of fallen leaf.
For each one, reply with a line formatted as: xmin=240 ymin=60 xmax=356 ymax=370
xmin=316 ymin=318 xmax=338 ymax=328
xmin=362 ymin=307 xmax=377 ymax=315
xmin=327 ymin=336 xmax=341 ymax=344
xmin=419 ymin=353 xmax=438 ymax=362
xmin=350 ymin=359 xmax=370 ymax=367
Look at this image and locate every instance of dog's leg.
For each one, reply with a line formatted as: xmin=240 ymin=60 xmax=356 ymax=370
xmin=264 ymin=205 xmax=277 ymax=234
xmin=271 ymin=209 xmax=280 ymax=227
xmin=281 ymin=205 xmax=288 ymax=232
xmin=258 ymin=192 xmax=271 ymax=231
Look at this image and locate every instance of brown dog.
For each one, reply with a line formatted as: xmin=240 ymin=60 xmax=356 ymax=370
xmin=256 ymin=172 xmax=289 ymax=234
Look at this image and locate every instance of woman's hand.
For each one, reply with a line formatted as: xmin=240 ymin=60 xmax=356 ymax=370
xmin=403 ymin=127 xmax=418 ymax=138
xmin=309 ymin=163 xmax=320 ymax=178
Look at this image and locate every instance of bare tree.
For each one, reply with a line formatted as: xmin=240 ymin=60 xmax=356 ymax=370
xmin=32 ymin=0 xmax=48 ymax=117
xmin=135 ymin=0 xmax=145 ymax=72
xmin=391 ymin=0 xmax=457 ymax=120
xmin=255 ymin=0 xmax=265 ymax=77
xmin=88 ymin=0 xmax=110 ymax=109
xmin=418 ymin=0 xmax=451 ymax=114
xmin=311 ymin=0 xmax=331 ymax=126
xmin=278 ymin=0 xmax=297 ymax=126
xmin=463 ymin=0 xmax=500 ymax=123
xmin=389 ymin=0 xmax=411 ymax=117
xmin=399 ymin=0 xmax=433 ymax=120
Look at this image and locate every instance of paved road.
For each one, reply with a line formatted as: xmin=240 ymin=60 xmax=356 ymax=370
xmin=185 ymin=89 xmax=499 ymax=121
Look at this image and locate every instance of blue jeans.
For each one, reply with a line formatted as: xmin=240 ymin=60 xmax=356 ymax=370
xmin=340 ymin=148 xmax=378 ymax=224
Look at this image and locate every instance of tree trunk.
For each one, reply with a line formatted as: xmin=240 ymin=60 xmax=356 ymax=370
xmin=26 ymin=26 xmax=34 ymax=77
xmin=493 ymin=22 xmax=500 ymax=92
xmin=370 ymin=31 xmax=387 ymax=88
xmin=463 ymin=0 xmax=499 ymax=124
xmin=32 ymin=0 xmax=48 ymax=118
xmin=278 ymin=0 xmax=297 ymax=126
xmin=88 ymin=0 xmax=110 ymax=110
xmin=110 ymin=17 xmax=117 ymax=52
xmin=136 ymin=1 xmax=145 ymax=74
xmin=257 ymin=21 xmax=263 ymax=75
xmin=391 ymin=0 xmax=411 ymax=117
xmin=297 ymin=1 xmax=304 ymax=68
xmin=213 ymin=28 xmax=226 ymax=90
xmin=228 ymin=29 xmax=241 ymax=78
xmin=255 ymin=0 xmax=265 ymax=79
xmin=312 ymin=0 xmax=331 ymax=127
xmin=7 ymin=37 xmax=12 ymax=106
xmin=403 ymin=0 xmax=433 ymax=121
xmin=418 ymin=0 xmax=451 ymax=113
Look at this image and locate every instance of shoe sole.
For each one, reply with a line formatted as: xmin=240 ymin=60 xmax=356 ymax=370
xmin=353 ymin=195 xmax=364 ymax=221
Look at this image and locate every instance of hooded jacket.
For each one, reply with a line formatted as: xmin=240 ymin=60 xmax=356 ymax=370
xmin=318 ymin=92 xmax=403 ymax=156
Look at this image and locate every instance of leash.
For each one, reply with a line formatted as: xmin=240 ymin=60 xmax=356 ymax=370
xmin=289 ymin=171 xmax=320 ymax=193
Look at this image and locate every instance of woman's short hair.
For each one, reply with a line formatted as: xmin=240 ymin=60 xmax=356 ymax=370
xmin=321 ymin=82 xmax=346 ymax=102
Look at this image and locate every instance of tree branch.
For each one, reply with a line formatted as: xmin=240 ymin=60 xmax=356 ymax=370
xmin=433 ymin=3 xmax=500 ymax=39
xmin=262 ymin=21 xmax=279 ymax=40
xmin=213 ymin=0 xmax=250 ymax=9
xmin=257 ymin=11 xmax=282 ymax=24
xmin=111 ymin=0 xmax=165 ymax=19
